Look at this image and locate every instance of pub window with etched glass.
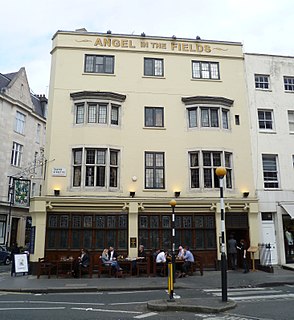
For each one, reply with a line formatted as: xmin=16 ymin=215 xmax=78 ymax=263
xmin=145 ymin=152 xmax=165 ymax=189
xmin=46 ymin=214 xmax=128 ymax=251
xmin=138 ymin=214 xmax=216 ymax=251
xmin=187 ymin=106 xmax=229 ymax=129
xmin=84 ymin=54 xmax=114 ymax=74
xmin=189 ymin=151 xmax=233 ymax=189
xmin=192 ymin=61 xmax=220 ymax=80
xmin=75 ymin=102 xmax=120 ymax=126
xmin=72 ymin=147 xmax=119 ymax=189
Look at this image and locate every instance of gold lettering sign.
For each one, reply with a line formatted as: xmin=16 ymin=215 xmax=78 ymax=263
xmin=94 ymin=37 xmax=212 ymax=53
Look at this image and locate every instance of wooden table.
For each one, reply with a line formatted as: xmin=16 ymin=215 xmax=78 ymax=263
xmin=56 ymin=259 xmax=74 ymax=278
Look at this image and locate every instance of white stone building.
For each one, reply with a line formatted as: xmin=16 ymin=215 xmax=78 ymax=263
xmin=245 ymin=53 xmax=294 ymax=266
xmin=0 ymin=67 xmax=47 ymax=248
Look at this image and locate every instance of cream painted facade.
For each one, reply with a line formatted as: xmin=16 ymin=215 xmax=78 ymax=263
xmin=245 ymin=53 xmax=294 ymax=265
xmin=30 ymin=31 xmax=258 ymax=269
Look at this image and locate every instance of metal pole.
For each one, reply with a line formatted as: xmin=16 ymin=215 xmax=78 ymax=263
xmin=219 ymin=176 xmax=228 ymax=302
xmin=171 ymin=204 xmax=175 ymax=285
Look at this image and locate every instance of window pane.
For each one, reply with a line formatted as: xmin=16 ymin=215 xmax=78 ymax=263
xmin=192 ymin=62 xmax=200 ymax=78
xmin=210 ymin=109 xmax=219 ymax=127
xmin=98 ymin=104 xmax=107 ymax=123
xmin=88 ymin=104 xmax=97 ymax=123
xmin=111 ymin=105 xmax=119 ymax=125
xmin=222 ymin=110 xmax=229 ymax=129
xmin=188 ymin=108 xmax=197 ymax=127
xmin=201 ymin=109 xmax=209 ymax=127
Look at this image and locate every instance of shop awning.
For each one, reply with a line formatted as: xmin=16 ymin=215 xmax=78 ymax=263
xmin=280 ymin=204 xmax=294 ymax=219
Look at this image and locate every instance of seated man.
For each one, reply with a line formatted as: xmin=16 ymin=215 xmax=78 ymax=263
xmin=155 ymin=250 xmax=167 ymax=276
xmin=179 ymin=247 xmax=194 ymax=278
xmin=73 ymin=248 xmax=90 ymax=277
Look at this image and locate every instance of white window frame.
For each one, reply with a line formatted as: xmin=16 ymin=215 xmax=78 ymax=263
xmin=75 ymin=102 xmax=121 ymax=126
xmin=262 ymin=154 xmax=279 ymax=189
xmin=255 ymin=74 xmax=270 ymax=90
xmin=14 ymin=111 xmax=26 ymax=134
xmin=192 ymin=61 xmax=220 ymax=80
xmin=284 ymin=76 xmax=294 ymax=92
xmin=11 ymin=142 xmax=23 ymax=167
xmin=72 ymin=147 xmax=120 ymax=189
xmin=288 ymin=110 xmax=294 ymax=132
xmin=187 ymin=106 xmax=230 ymax=130
xmin=189 ymin=150 xmax=233 ymax=190
xmin=258 ymin=109 xmax=274 ymax=131
xmin=144 ymin=107 xmax=164 ymax=127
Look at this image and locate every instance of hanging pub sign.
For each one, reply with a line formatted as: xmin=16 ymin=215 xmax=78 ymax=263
xmin=13 ymin=178 xmax=30 ymax=208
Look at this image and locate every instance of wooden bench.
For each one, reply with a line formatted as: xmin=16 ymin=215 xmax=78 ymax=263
xmin=37 ymin=257 xmax=56 ymax=279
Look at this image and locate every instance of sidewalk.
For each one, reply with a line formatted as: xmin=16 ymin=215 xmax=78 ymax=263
xmin=0 ymin=265 xmax=293 ymax=313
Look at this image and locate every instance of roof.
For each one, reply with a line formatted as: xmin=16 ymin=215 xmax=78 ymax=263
xmin=0 ymin=69 xmax=47 ymax=119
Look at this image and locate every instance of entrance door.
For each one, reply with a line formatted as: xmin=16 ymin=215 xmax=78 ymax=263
xmin=261 ymin=221 xmax=277 ymax=265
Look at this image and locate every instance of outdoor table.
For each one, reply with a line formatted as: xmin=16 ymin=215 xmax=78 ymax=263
xmin=56 ymin=258 xmax=74 ymax=278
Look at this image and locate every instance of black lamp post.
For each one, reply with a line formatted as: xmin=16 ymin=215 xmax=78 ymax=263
xmin=215 ymin=166 xmax=227 ymax=302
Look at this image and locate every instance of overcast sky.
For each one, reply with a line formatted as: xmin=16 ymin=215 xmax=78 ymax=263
xmin=1 ymin=0 xmax=293 ymax=95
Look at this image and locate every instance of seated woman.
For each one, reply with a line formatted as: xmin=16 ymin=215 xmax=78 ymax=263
xmin=101 ymin=248 xmax=122 ymax=272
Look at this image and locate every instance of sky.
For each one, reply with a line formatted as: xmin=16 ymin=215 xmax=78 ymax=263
xmin=1 ymin=0 xmax=293 ymax=95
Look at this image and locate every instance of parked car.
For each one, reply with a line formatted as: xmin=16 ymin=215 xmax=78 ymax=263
xmin=0 ymin=245 xmax=11 ymax=265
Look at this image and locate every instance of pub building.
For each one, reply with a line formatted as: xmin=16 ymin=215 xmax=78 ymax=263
xmin=29 ymin=29 xmax=259 ymax=273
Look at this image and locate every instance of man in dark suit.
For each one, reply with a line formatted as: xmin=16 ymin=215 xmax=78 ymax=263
xmin=108 ymin=246 xmax=118 ymax=261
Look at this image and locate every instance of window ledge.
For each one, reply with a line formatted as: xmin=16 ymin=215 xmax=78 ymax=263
xmin=143 ymin=189 xmax=167 ymax=192
xmin=258 ymin=130 xmax=277 ymax=134
xmin=284 ymin=90 xmax=294 ymax=93
xmin=82 ymin=73 xmax=115 ymax=77
xmin=191 ymin=78 xmax=222 ymax=82
xmin=142 ymin=76 xmax=165 ymax=79
xmin=255 ymin=88 xmax=272 ymax=92
xmin=143 ymin=126 xmax=166 ymax=130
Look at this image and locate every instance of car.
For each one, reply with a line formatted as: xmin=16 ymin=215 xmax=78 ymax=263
xmin=0 ymin=245 xmax=11 ymax=265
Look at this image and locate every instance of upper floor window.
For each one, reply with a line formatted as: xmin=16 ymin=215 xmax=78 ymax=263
xmin=258 ymin=109 xmax=274 ymax=130
xmin=72 ymin=147 xmax=119 ymax=189
xmin=14 ymin=111 xmax=26 ymax=134
xmin=192 ymin=61 xmax=219 ymax=80
xmin=189 ymin=151 xmax=232 ymax=189
xmin=288 ymin=110 xmax=294 ymax=132
xmin=71 ymin=91 xmax=126 ymax=127
xmin=84 ymin=55 xmax=114 ymax=74
xmin=187 ymin=106 xmax=230 ymax=129
xmin=145 ymin=107 xmax=164 ymax=127
xmin=284 ymin=76 xmax=294 ymax=91
xmin=145 ymin=152 xmax=165 ymax=189
xmin=262 ymin=154 xmax=279 ymax=188
xmin=36 ymin=123 xmax=41 ymax=143
xmin=144 ymin=58 xmax=164 ymax=77
xmin=255 ymin=74 xmax=270 ymax=90
xmin=11 ymin=142 xmax=23 ymax=167
xmin=75 ymin=102 xmax=121 ymax=126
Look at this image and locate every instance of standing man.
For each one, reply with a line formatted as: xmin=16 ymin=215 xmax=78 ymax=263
xmin=237 ymin=239 xmax=249 ymax=273
xmin=228 ymin=234 xmax=238 ymax=270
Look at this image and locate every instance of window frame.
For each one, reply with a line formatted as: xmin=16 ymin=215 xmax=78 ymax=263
xmin=14 ymin=111 xmax=26 ymax=134
xmin=262 ymin=154 xmax=279 ymax=189
xmin=284 ymin=76 xmax=294 ymax=92
xmin=144 ymin=58 xmax=164 ymax=77
xmin=192 ymin=61 xmax=220 ymax=80
xmin=11 ymin=142 xmax=23 ymax=167
xmin=187 ymin=106 xmax=230 ymax=130
xmin=84 ymin=54 xmax=114 ymax=74
xmin=145 ymin=151 xmax=165 ymax=189
xmin=189 ymin=150 xmax=233 ymax=190
xmin=255 ymin=74 xmax=270 ymax=90
xmin=287 ymin=110 xmax=294 ymax=133
xmin=258 ymin=109 xmax=274 ymax=131
xmin=72 ymin=147 xmax=120 ymax=189
xmin=144 ymin=107 xmax=164 ymax=127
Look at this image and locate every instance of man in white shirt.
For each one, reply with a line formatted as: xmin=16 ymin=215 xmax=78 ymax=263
xmin=155 ymin=250 xmax=167 ymax=276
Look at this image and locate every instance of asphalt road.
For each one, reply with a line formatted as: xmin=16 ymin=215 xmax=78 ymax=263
xmin=0 ymin=285 xmax=293 ymax=319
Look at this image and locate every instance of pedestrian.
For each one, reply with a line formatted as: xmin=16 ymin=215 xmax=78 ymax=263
xmin=237 ymin=239 xmax=249 ymax=273
xmin=228 ymin=234 xmax=238 ymax=270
